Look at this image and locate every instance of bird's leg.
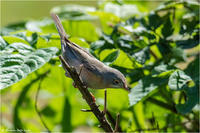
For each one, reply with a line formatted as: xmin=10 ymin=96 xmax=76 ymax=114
xmin=103 ymin=89 xmax=107 ymax=115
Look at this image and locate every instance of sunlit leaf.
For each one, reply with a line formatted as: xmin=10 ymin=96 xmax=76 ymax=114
xmin=129 ymin=75 xmax=168 ymax=106
xmin=0 ymin=42 xmax=58 ymax=89
xmin=51 ymin=4 xmax=96 ymax=21
xmin=103 ymin=50 xmax=119 ymax=64
xmin=103 ymin=3 xmax=141 ymax=19
xmin=3 ymin=36 xmax=29 ymax=45
xmin=168 ymin=69 xmax=198 ymax=114
xmin=131 ymin=47 xmax=150 ymax=64
xmin=0 ymin=36 xmax=7 ymax=50
xmin=168 ymin=70 xmax=192 ymax=90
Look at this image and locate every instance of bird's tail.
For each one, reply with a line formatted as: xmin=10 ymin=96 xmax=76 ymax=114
xmin=51 ymin=13 xmax=68 ymax=40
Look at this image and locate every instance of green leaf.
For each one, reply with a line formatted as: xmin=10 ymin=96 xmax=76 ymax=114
xmin=41 ymin=105 xmax=56 ymax=117
xmin=152 ymin=64 xmax=175 ymax=76
xmin=129 ymin=75 xmax=168 ymax=106
xmin=0 ymin=44 xmax=58 ymax=90
xmin=131 ymin=47 xmax=150 ymax=64
xmin=103 ymin=50 xmax=119 ymax=64
xmin=27 ymin=32 xmax=39 ymax=47
xmin=161 ymin=15 xmax=174 ymax=37
xmin=176 ymin=34 xmax=199 ymax=49
xmin=14 ymin=77 xmax=40 ymax=130
xmin=26 ymin=18 xmax=53 ymax=32
xmin=171 ymin=47 xmax=186 ymax=62
xmin=0 ymin=42 xmax=33 ymax=54
xmin=148 ymin=12 xmax=162 ymax=30
xmin=103 ymin=3 xmax=141 ymax=19
xmin=89 ymin=11 xmax=120 ymax=34
xmin=61 ymin=96 xmax=72 ymax=132
xmin=112 ymin=50 xmax=135 ymax=69
xmin=168 ymin=69 xmax=199 ymax=114
xmin=185 ymin=57 xmax=199 ymax=83
xmin=168 ymin=70 xmax=192 ymax=90
xmin=3 ymin=36 xmax=29 ymax=45
xmin=51 ymin=4 xmax=97 ymax=21
xmin=176 ymin=86 xmax=198 ymax=114
xmin=69 ymin=37 xmax=90 ymax=48
xmin=0 ymin=36 xmax=7 ymax=50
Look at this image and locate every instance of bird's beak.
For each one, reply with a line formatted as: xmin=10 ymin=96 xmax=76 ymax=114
xmin=123 ymin=84 xmax=130 ymax=93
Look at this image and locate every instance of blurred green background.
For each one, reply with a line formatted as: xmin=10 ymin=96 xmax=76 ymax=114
xmin=1 ymin=0 xmax=161 ymax=27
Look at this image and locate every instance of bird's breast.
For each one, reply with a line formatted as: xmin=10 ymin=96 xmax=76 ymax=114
xmin=80 ymin=66 xmax=106 ymax=89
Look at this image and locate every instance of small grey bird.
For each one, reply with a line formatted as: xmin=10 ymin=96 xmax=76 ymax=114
xmin=51 ymin=13 xmax=129 ymax=92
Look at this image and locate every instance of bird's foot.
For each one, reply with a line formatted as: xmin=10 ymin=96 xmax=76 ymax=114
xmin=90 ymin=92 xmax=96 ymax=103
xmin=72 ymin=82 xmax=78 ymax=88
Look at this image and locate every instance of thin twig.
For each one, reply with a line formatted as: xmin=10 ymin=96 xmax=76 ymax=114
xmin=59 ymin=55 xmax=113 ymax=132
xmin=149 ymin=49 xmax=159 ymax=60
xmin=106 ymin=111 xmax=122 ymax=132
xmin=103 ymin=89 xmax=107 ymax=115
xmin=35 ymin=75 xmax=51 ymax=133
xmin=114 ymin=113 xmax=120 ymax=133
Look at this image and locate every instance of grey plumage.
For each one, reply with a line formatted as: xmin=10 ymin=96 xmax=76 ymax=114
xmin=51 ymin=13 xmax=129 ymax=91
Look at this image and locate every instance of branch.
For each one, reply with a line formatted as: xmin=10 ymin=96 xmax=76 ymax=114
xmin=59 ymin=56 xmax=113 ymax=132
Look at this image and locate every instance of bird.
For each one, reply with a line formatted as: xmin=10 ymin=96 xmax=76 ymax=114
xmin=51 ymin=13 xmax=129 ymax=92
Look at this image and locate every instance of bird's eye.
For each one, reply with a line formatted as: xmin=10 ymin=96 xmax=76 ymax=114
xmin=113 ymin=80 xmax=120 ymax=85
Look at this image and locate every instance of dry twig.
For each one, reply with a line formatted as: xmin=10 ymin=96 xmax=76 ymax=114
xmin=103 ymin=89 xmax=107 ymax=115
xmin=114 ymin=113 xmax=120 ymax=133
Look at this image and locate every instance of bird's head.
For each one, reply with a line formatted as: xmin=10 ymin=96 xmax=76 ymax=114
xmin=104 ymin=67 xmax=129 ymax=92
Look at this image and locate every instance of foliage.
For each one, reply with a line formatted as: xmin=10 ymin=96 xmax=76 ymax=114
xmin=0 ymin=0 xmax=199 ymax=132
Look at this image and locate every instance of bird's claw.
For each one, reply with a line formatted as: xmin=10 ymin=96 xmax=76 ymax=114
xmin=90 ymin=92 xmax=96 ymax=103
xmin=72 ymin=82 xmax=78 ymax=88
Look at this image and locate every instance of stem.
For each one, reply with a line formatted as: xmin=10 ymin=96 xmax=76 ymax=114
xmin=148 ymin=97 xmax=177 ymax=113
xmin=13 ymin=71 xmax=49 ymax=132
xmin=35 ymin=72 xmax=51 ymax=133
xmin=59 ymin=56 xmax=113 ymax=132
